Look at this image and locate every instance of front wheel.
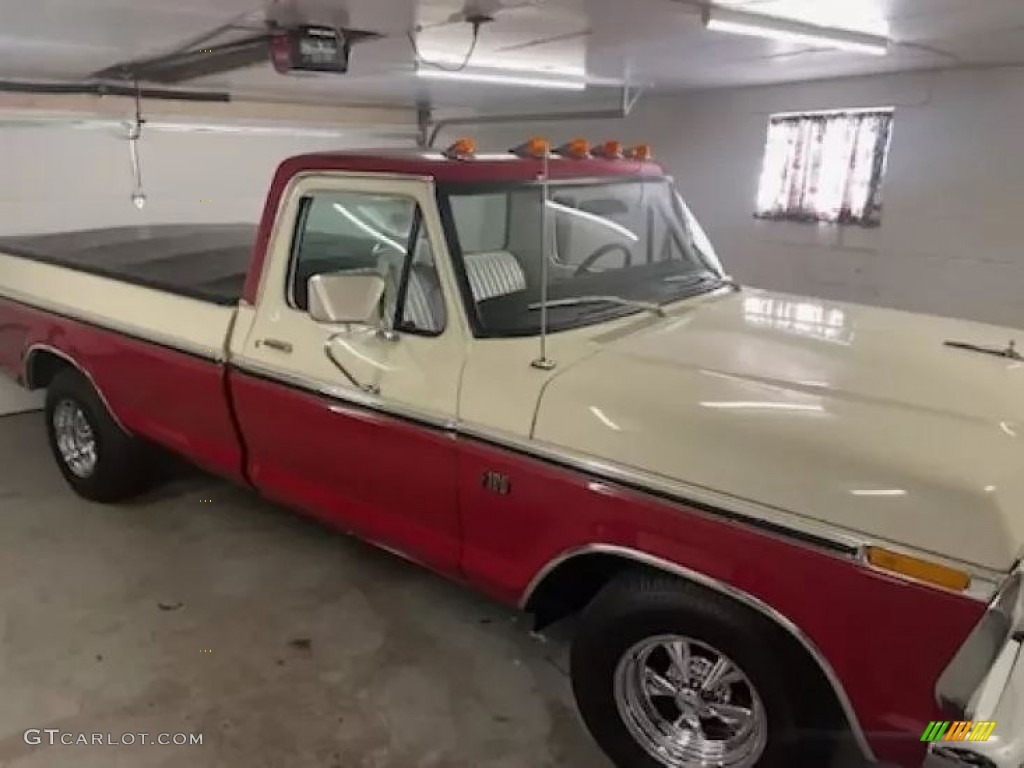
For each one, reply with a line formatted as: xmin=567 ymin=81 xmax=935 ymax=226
xmin=571 ymin=571 xmax=801 ymax=768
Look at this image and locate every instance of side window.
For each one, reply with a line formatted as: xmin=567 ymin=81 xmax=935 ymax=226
xmin=288 ymin=190 xmax=445 ymax=334
xmin=450 ymin=193 xmax=508 ymax=254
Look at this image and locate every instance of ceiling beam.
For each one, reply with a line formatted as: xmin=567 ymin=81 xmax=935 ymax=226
xmin=0 ymin=89 xmax=416 ymax=129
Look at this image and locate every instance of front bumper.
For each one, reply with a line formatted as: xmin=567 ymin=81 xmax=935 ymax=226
xmin=925 ymin=592 xmax=1024 ymax=768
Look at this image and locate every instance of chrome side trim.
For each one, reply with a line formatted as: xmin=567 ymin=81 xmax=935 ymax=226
xmin=0 ymin=287 xmax=224 ymax=363
xmin=235 ymin=360 xmax=855 ymax=557
xmin=22 ymin=344 xmax=133 ymax=435
xmin=232 ymin=359 xmax=457 ymax=432
xmin=232 ymin=357 xmax=1004 ymax=593
xmin=461 ymin=420 xmax=1002 ymax=598
xmin=519 ymin=543 xmax=877 ymax=764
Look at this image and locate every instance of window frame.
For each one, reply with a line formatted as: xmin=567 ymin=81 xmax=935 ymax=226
xmin=754 ymin=107 xmax=894 ymax=228
xmin=284 ymin=189 xmax=446 ymax=338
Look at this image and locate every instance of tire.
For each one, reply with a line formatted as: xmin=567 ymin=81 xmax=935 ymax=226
xmin=45 ymin=368 xmax=152 ymax=502
xmin=570 ymin=570 xmax=801 ymax=768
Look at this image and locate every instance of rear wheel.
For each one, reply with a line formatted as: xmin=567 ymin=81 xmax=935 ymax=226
xmin=45 ymin=368 xmax=152 ymax=502
xmin=571 ymin=571 xmax=802 ymax=768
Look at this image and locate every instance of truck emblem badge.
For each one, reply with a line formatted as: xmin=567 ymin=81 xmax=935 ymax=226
xmin=482 ymin=471 xmax=511 ymax=495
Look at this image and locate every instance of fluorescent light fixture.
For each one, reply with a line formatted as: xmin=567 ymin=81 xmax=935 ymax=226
xmin=546 ymin=201 xmax=639 ymax=242
xmin=415 ymin=53 xmax=587 ymax=79
xmin=589 ymin=406 xmax=623 ymax=432
xmin=333 ymin=203 xmax=406 ymax=253
xmin=416 ymin=67 xmax=587 ymax=91
xmin=699 ymin=401 xmax=825 ymax=412
xmin=703 ymin=7 xmax=889 ymax=56
xmin=850 ymin=489 xmax=908 ymax=497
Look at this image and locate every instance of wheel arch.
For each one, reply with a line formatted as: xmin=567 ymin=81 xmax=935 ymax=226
xmin=23 ymin=344 xmax=130 ymax=433
xmin=520 ymin=543 xmax=876 ymax=764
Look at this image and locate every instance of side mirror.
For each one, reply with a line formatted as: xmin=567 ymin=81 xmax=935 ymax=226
xmin=308 ymin=273 xmax=385 ymax=325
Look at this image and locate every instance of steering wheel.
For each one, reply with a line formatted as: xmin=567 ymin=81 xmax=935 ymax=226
xmin=573 ymin=242 xmax=633 ymax=277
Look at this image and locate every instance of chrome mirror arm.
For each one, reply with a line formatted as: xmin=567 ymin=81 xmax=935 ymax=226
xmin=323 ymin=332 xmax=381 ymax=396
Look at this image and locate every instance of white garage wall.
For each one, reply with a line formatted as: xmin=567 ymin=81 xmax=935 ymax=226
xmin=0 ymin=123 xmax=413 ymax=414
xmin=464 ymin=66 xmax=1024 ymax=331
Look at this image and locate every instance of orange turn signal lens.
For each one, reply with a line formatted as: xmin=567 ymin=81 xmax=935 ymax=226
xmin=444 ymin=137 xmax=477 ymax=160
xmin=510 ymin=136 xmax=551 ymax=159
xmin=865 ymin=547 xmax=972 ymax=592
xmin=625 ymin=143 xmax=653 ymax=161
xmin=592 ymin=140 xmax=624 ymax=159
xmin=555 ymin=137 xmax=591 ymax=159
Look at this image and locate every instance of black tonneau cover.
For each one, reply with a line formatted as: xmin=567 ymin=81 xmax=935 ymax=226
xmin=0 ymin=224 xmax=257 ymax=306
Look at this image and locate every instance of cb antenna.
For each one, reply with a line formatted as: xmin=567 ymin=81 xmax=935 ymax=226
xmin=531 ymin=143 xmax=556 ymax=370
xmin=127 ymin=79 xmax=147 ymax=209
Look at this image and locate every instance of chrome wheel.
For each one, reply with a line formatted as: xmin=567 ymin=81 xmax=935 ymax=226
xmin=53 ymin=399 xmax=98 ymax=478
xmin=614 ymin=634 xmax=768 ymax=768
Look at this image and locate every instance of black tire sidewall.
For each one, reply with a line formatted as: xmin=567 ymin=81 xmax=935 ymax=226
xmin=44 ymin=369 xmax=146 ymax=502
xmin=571 ymin=579 xmax=797 ymax=768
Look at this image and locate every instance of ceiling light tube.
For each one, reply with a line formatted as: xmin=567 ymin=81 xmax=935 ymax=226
xmin=416 ymin=68 xmax=587 ymax=91
xmin=704 ymin=7 xmax=889 ymax=56
xmin=546 ymin=201 xmax=639 ymax=242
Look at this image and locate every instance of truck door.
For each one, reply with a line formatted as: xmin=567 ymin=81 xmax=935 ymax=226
xmin=229 ymin=174 xmax=467 ymax=576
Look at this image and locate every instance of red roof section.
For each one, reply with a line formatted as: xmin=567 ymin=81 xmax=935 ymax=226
xmin=274 ymin=150 xmax=665 ymax=184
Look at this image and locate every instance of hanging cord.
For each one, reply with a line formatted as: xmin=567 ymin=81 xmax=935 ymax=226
xmin=407 ymin=16 xmax=487 ymax=72
xmin=128 ymin=80 xmax=147 ymax=209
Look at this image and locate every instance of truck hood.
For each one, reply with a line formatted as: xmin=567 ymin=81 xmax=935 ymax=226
xmin=534 ymin=288 xmax=1024 ymax=572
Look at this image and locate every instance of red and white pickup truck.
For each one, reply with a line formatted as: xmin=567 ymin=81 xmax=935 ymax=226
xmin=1 ymin=139 xmax=1022 ymax=768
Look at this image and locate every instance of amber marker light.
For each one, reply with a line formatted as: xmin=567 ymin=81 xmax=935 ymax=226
xmin=625 ymin=143 xmax=653 ymax=161
xmin=554 ymin=137 xmax=591 ymax=159
xmin=443 ymin=137 xmax=477 ymax=160
xmin=510 ymin=136 xmax=551 ymax=158
xmin=592 ymin=140 xmax=624 ymax=159
xmin=865 ymin=547 xmax=971 ymax=592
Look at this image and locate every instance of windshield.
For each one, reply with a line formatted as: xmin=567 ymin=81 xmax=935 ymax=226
xmin=442 ymin=178 xmax=727 ymax=337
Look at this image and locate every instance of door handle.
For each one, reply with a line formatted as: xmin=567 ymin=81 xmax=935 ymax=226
xmin=258 ymin=338 xmax=293 ymax=354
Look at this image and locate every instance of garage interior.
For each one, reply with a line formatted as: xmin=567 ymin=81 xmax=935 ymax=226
xmin=1 ymin=0 xmax=1023 ymax=766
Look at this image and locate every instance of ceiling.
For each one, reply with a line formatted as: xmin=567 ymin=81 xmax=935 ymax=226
xmin=1 ymin=0 xmax=1023 ymax=110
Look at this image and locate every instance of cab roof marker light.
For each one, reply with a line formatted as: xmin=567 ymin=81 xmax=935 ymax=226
xmin=443 ymin=137 xmax=477 ymax=161
xmin=510 ymin=137 xmax=551 ymax=159
xmin=703 ymin=7 xmax=890 ymax=57
xmin=625 ymin=144 xmax=653 ymax=161
xmin=553 ymin=138 xmax=591 ymax=159
xmin=592 ymin=140 xmax=624 ymax=159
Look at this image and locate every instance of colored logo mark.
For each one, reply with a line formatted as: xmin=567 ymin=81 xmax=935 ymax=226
xmin=921 ymin=721 xmax=996 ymax=742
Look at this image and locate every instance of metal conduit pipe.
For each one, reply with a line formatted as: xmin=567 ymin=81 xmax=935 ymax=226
xmin=0 ymin=80 xmax=231 ymax=102
xmin=425 ymin=83 xmax=644 ymax=148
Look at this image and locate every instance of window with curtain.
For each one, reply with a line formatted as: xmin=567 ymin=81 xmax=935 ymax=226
xmin=755 ymin=108 xmax=894 ymax=227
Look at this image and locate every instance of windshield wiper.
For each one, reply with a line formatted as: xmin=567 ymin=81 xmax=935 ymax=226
xmin=527 ymin=295 xmax=667 ymax=318
xmin=662 ymin=272 xmax=735 ymax=288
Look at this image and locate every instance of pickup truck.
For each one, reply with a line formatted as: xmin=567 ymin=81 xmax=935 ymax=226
xmin=0 ymin=138 xmax=1021 ymax=768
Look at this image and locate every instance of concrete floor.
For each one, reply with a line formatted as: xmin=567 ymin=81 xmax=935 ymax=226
xmin=0 ymin=412 xmax=610 ymax=768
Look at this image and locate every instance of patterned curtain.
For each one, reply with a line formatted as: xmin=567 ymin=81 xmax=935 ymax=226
xmin=756 ymin=110 xmax=893 ymax=226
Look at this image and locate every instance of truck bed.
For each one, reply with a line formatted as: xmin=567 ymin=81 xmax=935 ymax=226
xmin=0 ymin=224 xmax=256 ymax=306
